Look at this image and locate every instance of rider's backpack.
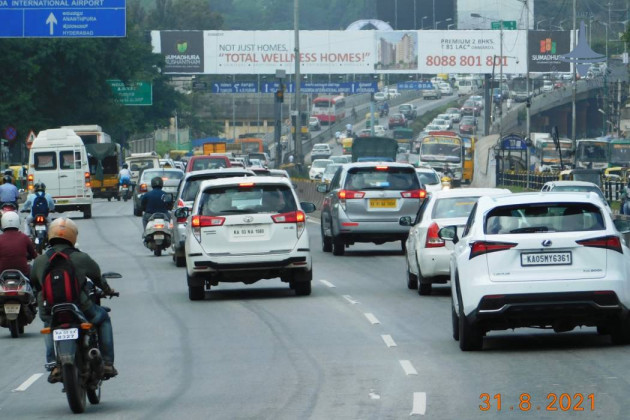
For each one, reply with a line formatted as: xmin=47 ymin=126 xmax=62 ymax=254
xmin=41 ymin=248 xmax=81 ymax=306
xmin=32 ymin=192 xmax=49 ymax=217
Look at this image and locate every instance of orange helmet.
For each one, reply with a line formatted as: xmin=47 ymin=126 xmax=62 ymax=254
xmin=48 ymin=217 xmax=78 ymax=246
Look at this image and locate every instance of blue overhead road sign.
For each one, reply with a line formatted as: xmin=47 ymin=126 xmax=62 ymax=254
xmin=0 ymin=0 xmax=126 ymax=38
xmin=211 ymin=82 xmax=258 ymax=93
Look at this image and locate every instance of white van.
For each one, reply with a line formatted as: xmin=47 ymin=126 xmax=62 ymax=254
xmin=457 ymin=79 xmax=477 ymax=96
xmin=126 ymin=151 xmax=160 ymax=185
xmin=29 ymin=128 xmax=93 ymax=218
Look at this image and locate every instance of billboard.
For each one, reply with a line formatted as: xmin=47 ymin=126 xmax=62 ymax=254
xmin=528 ymin=31 xmax=571 ymax=73
xmin=157 ymin=31 xmax=204 ymax=73
xmin=416 ymin=30 xmax=527 ymax=74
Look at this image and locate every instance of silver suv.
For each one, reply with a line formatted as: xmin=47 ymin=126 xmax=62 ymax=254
xmin=171 ymin=168 xmax=255 ymax=267
xmin=318 ymin=162 xmax=426 ymax=255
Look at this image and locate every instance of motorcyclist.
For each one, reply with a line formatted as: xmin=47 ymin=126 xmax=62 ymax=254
xmin=383 ymin=101 xmax=389 ymax=116
xmin=0 ymin=212 xmax=37 ymax=276
xmin=0 ymin=175 xmax=19 ymax=209
xmin=22 ymin=183 xmax=55 ymax=237
xmin=141 ymin=176 xmax=172 ymax=230
xmin=29 ymin=217 xmax=118 ymax=382
xmin=118 ymin=163 xmax=132 ymax=186
xmin=442 ymin=163 xmax=455 ymax=178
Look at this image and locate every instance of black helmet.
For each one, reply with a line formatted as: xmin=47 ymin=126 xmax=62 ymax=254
xmin=36 ymin=182 xmax=46 ymax=192
xmin=122 ymin=163 xmax=128 ymax=169
xmin=3 ymin=175 xmax=11 ymax=184
xmin=151 ymin=176 xmax=163 ymax=189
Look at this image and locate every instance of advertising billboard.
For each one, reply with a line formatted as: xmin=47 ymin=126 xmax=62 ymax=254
xmin=416 ymin=30 xmax=527 ymax=74
xmin=156 ymin=31 xmax=204 ymax=74
xmin=528 ymin=30 xmax=571 ymax=73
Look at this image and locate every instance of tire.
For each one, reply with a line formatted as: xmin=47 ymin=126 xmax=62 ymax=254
xmin=458 ymin=300 xmax=483 ymax=351
xmin=107 ymin=197 xmax=112 ymax=202
xmin=123 ymin=196 xmax=128 ymax=202
xmin=9 ymin=319 xmax=19 ymax=338
xmin=417 ymin=267 xmax=432 ymax=296
xmin=292 ymin=269 xmax=312 ymax=296
xmin=406 ymin=257 xmax=418 ymax=290
xmin=19 ymin=324 xmax=24 ymax=334
xmin=154 ymin=248 xmax=162 ymax=257
xmin=321 ymin=222 xmax=332 ymax=253
xmin=63 ymin=363 xmax=86 ymax=414
xmin=452 ymin=301 xmax=460 ymax=341
xmin=133 ymin=206 xmax=142 ymax=217
xmin=87 ymin=383 xmax=101 ymax=405
xmin=188 ymin=285 xmax=205 ymax=301
xmin=83 ymin=205 xmax=92 ymax=219
xmin=401 ymin=240 xmax=406 ymax=254
xmin=175 ymin=254 xmax=186 ymax=267
xmin=117 ymin=195 xmax=121 ymax=201
xmin=610 ymin=315 xmax=630 ymax=345
xmin=294 ymin=281 xmax=312 ymax=296
xmin=332 ymin=237 xmax=345 ymax=256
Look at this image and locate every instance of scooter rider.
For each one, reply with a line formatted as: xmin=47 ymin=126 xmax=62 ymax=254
xmin=0 ymin=175 xmax=19 ymax=208
xmin=0 ymin=212 xmax=37 ymax=276
xmin=30 ymin=217 xmax=118 ymax=382
xmin=22 ymin=183 xmax=55 ymax=237
xmin=118 ymin=163 xmax=131 ymax=186
xmin=141 ymin=176 xmax=171 ymax=230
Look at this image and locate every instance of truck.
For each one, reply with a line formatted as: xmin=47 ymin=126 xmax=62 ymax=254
xmin=351 ymin=136 xmax=398 ymax=163
xmin=203 ymin=141 xmax=227 ymax=154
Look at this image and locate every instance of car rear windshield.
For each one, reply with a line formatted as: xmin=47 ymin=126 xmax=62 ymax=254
xmin=344 ymin=166 xmax=420 ymax=191
xmin=485 ymin=203 xmax=605 ymax=234
xmin=142 ymin=170 xmax=184 ymax=182
xmin=432 ymin=196 xmax=480 ymax=219
xmin=181 ymin=172 xmax=253 ymax=202
xmin=550 ymin=185 xmax=606 ymax=202
xmin=199 ymin=185 xmax=297 ymax=215
xmin=191 ymin=157 xmax=228 ymax=171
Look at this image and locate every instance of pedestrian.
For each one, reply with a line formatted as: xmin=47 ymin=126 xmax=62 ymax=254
xmin=288 ymin=154 xmax=294 ymax=164
xmin=506 ymin=97 xmax=512 ymax=111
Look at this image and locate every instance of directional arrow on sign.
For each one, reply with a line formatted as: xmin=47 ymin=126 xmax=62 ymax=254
xmin=46 ymin=13 xmax=57 ymax=35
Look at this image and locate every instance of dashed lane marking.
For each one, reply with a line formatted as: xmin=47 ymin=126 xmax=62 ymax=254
xmin=343 ymin=295 xmax=359 ymax=304
xmin=411 ymin=392 xmax=427 ymax=415
xmin=381 ymin=334 xmax=397 ymax=347
xmin=399 ymin=360 xmax=418 ymax=376
xmin=364 ymin=313 xmax=380 ymax=325
xmin=12 ymin=373 xmax=44 ymax=392
xmin=319 ymin=280 xmax=336 ymax=288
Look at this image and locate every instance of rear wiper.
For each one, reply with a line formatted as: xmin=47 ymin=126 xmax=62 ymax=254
xmin=510 ymin=226 xmax=552 ymax=233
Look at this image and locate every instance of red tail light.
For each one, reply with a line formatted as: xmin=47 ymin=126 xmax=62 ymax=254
xmin=272 ymin=211 xmax=305 ymax=224
xmin=375 ymin=166 xmax=389 ymax=171
xmin=576 ymin=235 xmax=623 ymax=254
xmin=401 ymin=189 xmax=427 ymax=199
xmin=153 ymin=223 xmax=165 ymax=229
xmin=425 ymin=222 xmax=445 ymax=248
xmin=470 ymin=241 xmax=517 ymax=259
xmin=35 ymin=215 xmax=46 ymax=224
xmin=139 ymin=183 xmax=147 ymax=193
xmin=338 ymin=190 xmax=365 ymax=199
xmin=192 ymin=215 xmax=225 ymax=227
xmin=84 ymin=172 xmax=91 ymax=188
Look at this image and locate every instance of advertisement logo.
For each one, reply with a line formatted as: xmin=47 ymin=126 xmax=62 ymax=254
xmin=160 ymin=31 xmax=204 ymax=73
xmin=539 ymin=38 xmax=556 ymax=54
xmin=176 ymin=41 xmax=188 ymax=54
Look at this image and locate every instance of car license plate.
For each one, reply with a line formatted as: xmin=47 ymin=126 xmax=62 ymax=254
xmin=101 ymin=188 xmax=106 ymax=191
xmin=56 ymin=200 xmax=69 ymax=204
xmin=4 ymin=303 xmax=20 ymax=315
xmin=53 ymin=328 xmax=78 ymax=341
xmin=35 ymin=225 xmax=46 ymax=231
xmin=154 ymin=234 xmax=164 ymax=240
xmin=521 ymin=252 xmax=572 ymax=266
xmin=231 ymin=225 xmax=266 ymax=238
xmin=369 ymin=198 xmax=396 ymax=208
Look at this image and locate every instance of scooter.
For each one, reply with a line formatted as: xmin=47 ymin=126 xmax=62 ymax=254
xmin=42 ymin=272 xmax=120 ymax=414
xmin=118 ymin=182 xmax=132 ymax=202
xmin=143 ymin=213 xmax=173 ymax=257
xmin=0 ymin=270 xmax=37 ymax=338
xmin=31 ymin=213 xmax=49 ymax=254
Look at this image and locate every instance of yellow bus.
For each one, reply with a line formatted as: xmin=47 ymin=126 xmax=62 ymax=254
xmin=462 ymin=136 xmax=475 ymax=184
xmin=342 ymin=137 xmax=353 ymax=155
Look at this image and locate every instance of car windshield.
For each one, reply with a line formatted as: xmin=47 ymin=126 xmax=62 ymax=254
xmin=432 ymin=196 xmax=480 ymax=219
xmin=181 ymin=173 xmax=252 ymax=202
xmin=344 ymin=167 xmax=420 ymax=191
xmin=551 ymin=185 xmax=606 ymax=202
xmin=485 ymin=203 xmax=605 ymax=234
xmin=199 ymin=185 xmax=297 ymax=215
xmin=312 ymin=160 xmax=332 ymax=168
xmin=420 ymin=143 xmax=462 ymax=163
xmin=323 ymin=164 xmax=342 ymax=176
xmin=330 ymin=156 xmax=349 ymax=164
xmin=128 ymin=159 xmax=155 ymax=172
xmin=416 ymin=171 xmax=440 ymax=185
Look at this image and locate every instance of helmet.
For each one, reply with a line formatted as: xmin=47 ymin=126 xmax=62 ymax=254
xmin=48 ymin=217 xmax=78 ymax=246
xmin=151 ymin=176 xmax=163 ymax=189
xmin=35 ymin=182 xmax=46 ymax=192
xmin=122 ymin=163 xmax=128 ymax=169
xmin=3 ymin=175 xmax=11 ymax=184
xmin=1 ymin=212 xmax=20 ymax=230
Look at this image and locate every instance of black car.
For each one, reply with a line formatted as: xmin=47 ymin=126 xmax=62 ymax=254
xmin=398 ymin=104 xmax=417 ymax=120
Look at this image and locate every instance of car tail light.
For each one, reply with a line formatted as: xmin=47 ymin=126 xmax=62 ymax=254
xmin=272 ymin=210 xmax=306 ymax=237
xmin=425 ymin=222 xmax=445 ymax=248
xmin=469 ymin=241 xmax=517 ymax=259
xmin=401 ymin=189 xmax=427 ymax=199
xmin=239 ymin=182 xmax=255 ymax=188
xmin=35 ymin=215 xmax=46 ymax=224
xmin=576 ymin=235 xmax=622 ymax=254
xmin=338 ymin=189 xmax=365 ymax=211
xmin=375 ymin=166 xmax=389 ymax=171
xmin=139 ymin=183 xmax=147 ymax=193
xmin=191 ymin=215 xmax=226 ymax=242
xmin=84 ymin=172 xmax=91 ymax=188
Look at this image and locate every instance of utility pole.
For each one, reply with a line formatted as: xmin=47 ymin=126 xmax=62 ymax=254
xmin=499 ymin=20 xmax=504 ymax=137
xmin=294 ymin=0 xmax=302 ymax=169
xmin=571 ymin=0 xmax=577 ymax=144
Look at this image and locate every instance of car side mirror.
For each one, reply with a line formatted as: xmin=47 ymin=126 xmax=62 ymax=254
xmin=399 ymin=216 xmax=413 ymax=226
xmin=316 ymin=183 xmax=329 ymax=193
xmin=438 ymin=226 xmax=459 ymax=244
xmin=174 ymin=207 xmax=189 ymax=219
xmin=300 ymin=202 xmax=316 ymax=213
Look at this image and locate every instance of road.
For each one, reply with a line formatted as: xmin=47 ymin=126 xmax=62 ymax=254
xmin=1 ymin=200 xmax=630 ymax=418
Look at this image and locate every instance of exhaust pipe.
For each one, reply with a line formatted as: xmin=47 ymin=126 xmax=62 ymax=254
xmin=87 ymin=348 xmax=102 ymax=361
xmin=88 ymin=348 xmax=104 ymax=378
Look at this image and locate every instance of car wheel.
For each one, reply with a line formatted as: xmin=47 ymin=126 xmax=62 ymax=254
xmin=321 ymin=221 xmax=332 ymax=253
xmin=417 ymin=268 xmax=432 ymax=296
xmin=83 ymin=205 xmax=92 ymax=219
xmin=406 ymin=256 xmax=418 ymax=290
xmin=610 ymin=315 xmax=630 ymax=345
xmin=401 ymin=240 xmax=406 ymax=254
xmin=458 ymin=300 xmax=483 ymax=351
xmin=452 ymin=300 xmax=460 ymax=341
xmin=133 ymin=206 xmax=142 ymax=217
xmin=175 ymin=253 xmax=186 ymax=267
xmin=291 ymin=269 xmax=312 ymax=296
xmin=332 ymin=237 xmax=345 ymax=256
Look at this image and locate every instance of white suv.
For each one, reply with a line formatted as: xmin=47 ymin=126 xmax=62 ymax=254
xmin=179 ymin=176 xmax=316 ymax=300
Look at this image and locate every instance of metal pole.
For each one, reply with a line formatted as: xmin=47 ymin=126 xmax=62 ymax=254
xmin=232 ymin=75 xmax=236 ymax=140
xmin=499 ymin=21 xmax=504 ymax=137
xmin=432 ymin=0 xmax=436 ymax=30
xmin=294 ymin=0 xmax=302 ymax=168
xmin=571 ymin=0 xmax=577 ymax=144
xmin=524 ymin=0 xmax=531 ymax=189
xmin=175 ymin=109 xmax=179 ymax=150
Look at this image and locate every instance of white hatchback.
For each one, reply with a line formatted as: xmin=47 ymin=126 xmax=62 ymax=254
xmin=402 ymin=188 xmax=510 ymax=295
xmin=443 ymin=192 xmax=630 ymax=351
xmin=181 ymin=176 xmax=316 ymax=300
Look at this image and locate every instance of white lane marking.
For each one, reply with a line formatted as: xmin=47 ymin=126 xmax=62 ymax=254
xmin=12 ymin=373 xmax=44 ymax=392
xmin=364 ymin=313 xmax=380 ymax=324
xmin=320 ymin=280 xmax=336 ymax=288
xmin=343 ymin=295 xmax=359 ymax=304
xmin=399 ymin=360 xmax=418 ymax=375
xmin=381 ymin=334 xmax=397 ymax=347
xmin=369 ymin=390 xmax=381 ymax=400
xmin=410 ymin=392 xmax=427 ymax=415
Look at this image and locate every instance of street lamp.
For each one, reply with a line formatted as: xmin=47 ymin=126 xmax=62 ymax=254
xmin=594 ymin=20 xmax=609 ymax=68
xmin=421 ymin=16 xmax=428 ymax=30
xmin=435 ymin=18 xmax=452 ymax=29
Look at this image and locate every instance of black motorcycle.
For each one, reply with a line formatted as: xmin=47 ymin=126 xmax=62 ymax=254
xmin=43 ymin=272 xmax=120 ymax=414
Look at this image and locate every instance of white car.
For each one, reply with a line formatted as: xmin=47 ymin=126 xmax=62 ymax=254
xmin=438 ymin=82 xmax=453 ymax=96
xmin=542 ymin=80 xmax=554 ymax=92
xmin=374 ymin=92 xmax=387 ymax=101
xmin=431 ymin=118 xmax=451 ymax=130
xmin=541 ymin=180 xmax=612 ymax=215
xmin=424 ymin=123 xmax=442 ymax=132
xmin=437 ymin=113 xmax=454 ymax=125
xmin=402 ymin=188 xmax=510 ymax=295
xmin=373 ymin=125 xmax=387 ymax=137
xmin=309 ymin=159 xmax=333 ymax=180
xmin=181 ymin=176 xmax=316 ymax=300
xmin=414 ymin=167 xmax=443 ymax=193
xmin=443 ymin=191 xmax=630 ymax=351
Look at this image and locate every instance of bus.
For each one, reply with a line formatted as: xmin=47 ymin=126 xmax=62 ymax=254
xmin=575 ymin=138 xmax=610 ymax=170
xmin=608 ymin=138 xmax=630 ymax=167
xmin=461 ymin=136 xmax=475 ymax=183
xmin=417 ymin=131 xmax=464 ymax=185
xmin=533 ymin=138 xmax=574 ymax=172
xmin=311 ymin=95 xmax=346 ymax=124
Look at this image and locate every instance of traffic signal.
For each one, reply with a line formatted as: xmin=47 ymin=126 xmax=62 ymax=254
xmin=275 ymin=84 xmax=284 ymax=103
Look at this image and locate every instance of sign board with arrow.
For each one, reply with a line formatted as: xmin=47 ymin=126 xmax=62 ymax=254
xmin=0 ymin=0 xmax=126 ymax=38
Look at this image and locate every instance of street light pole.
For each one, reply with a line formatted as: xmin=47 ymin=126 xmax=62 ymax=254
xmin=294 ymin=0 xmax=302 ymax=168
xmin=432 ymin=0 xmax=436 ymax=30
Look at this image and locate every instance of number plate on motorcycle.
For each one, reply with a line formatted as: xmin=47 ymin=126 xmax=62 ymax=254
xmin=35 ymin=225 xmax=46 ymax=231
xmin=3 ymin=303 xmax=20 ymax=314
xmin=53 ymin=328 xmax=79 ymax=341
xmin=154 ymin=234 xmax=164 ymax=240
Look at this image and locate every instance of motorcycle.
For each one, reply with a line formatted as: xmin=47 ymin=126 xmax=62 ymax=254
xmin=0 ymin=202 xmax=18 ymax=216
xmin=43 ymin=272 xmax=120 ymax=414
xmin=143 ymin=213 xmax=173 ymax=257
xmin=0 ymin=270 xmax=36 ymax=338
xmin=32 ymin=213 xmax=49 ymax=254
xmin=118 ymin=182 xmax=132 ymax=202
